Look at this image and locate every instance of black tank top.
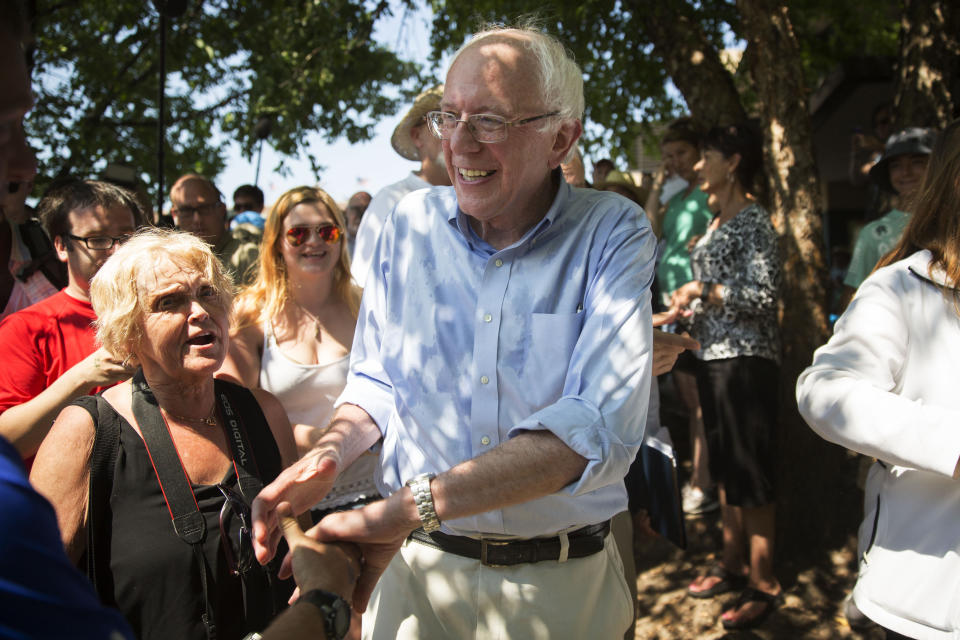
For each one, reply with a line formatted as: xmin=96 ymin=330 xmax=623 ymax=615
xmin=74 ymin=390 xmax=288 ymax=640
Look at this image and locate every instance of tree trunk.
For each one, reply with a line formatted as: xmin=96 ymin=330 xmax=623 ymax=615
xmin=624 ymin=0 xmax=747 ymax=127
xmin=892 ymin=0 xmax=959 ymax=129
xmin=737 ymin=0 xmax=858 ymax=559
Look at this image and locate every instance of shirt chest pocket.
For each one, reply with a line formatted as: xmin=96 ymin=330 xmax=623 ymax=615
xmin=524 ymin=311 xmax=584 ymax=409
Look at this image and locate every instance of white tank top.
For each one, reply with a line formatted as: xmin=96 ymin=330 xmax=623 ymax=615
xmin=259 ymin=319 xmax=379 ymax=510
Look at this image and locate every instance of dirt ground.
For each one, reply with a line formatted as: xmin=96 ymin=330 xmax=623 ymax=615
xmin=630 ymin=512 xmax=885 ymax=639
xmin=634 ymin=376 xmax=886 ymax=639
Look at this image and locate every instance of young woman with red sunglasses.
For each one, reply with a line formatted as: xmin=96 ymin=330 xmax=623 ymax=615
xmin=219 ymin=187 xmax=378 ymax=523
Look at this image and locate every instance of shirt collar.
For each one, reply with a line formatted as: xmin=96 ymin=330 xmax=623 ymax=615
xmin=907 ymin=249 xmax=957 ymax=290
xmin=448 ymin=168 xmax=570 ymax=254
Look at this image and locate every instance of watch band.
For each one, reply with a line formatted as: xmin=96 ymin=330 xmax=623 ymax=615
xmin=406 ymin=472 xmax=441 ymax=533
xmin=298 ymin=589 xmax=350 ymax=640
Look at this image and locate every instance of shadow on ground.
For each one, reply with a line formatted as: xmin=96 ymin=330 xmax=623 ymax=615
xmin=632 ymin=511 xmax=887 ymax=639
xmin=633 ymin=375 xmax=884 ymax=639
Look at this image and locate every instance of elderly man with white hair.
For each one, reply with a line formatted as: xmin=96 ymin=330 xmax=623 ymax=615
xmin=253 ymin=25 xmax=658 ymax=639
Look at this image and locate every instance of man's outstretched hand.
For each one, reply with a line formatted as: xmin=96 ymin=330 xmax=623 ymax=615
xmin=252 ymin=448 xmax=339 ymax=563
xmin=305 ymin=490 xmax=420 ymax=612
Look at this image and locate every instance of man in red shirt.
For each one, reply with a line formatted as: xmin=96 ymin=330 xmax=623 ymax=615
xmin=0 ymin=180 xmax=139 ymax=460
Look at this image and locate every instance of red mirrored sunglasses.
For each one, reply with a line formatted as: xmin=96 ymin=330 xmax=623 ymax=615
xmin=285 ymin=224 xmax=342 ymax=246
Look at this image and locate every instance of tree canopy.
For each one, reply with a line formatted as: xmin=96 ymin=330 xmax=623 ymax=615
xmin=426 ymin=0 xmax=903 ymax=162
xmin=26 ymin=0 xmax=423 ymax=196
xmin=28 ymin=0 xmax=941 ymax=197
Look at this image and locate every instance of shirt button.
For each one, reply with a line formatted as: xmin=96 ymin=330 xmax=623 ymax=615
xmin=494 ymin=259 xmax=503 ymax=267
xmin=480 ymin=375 xmax=489 ymax=384
xmin=480 ymin=436 xmax=491 ymax=446
xmin=483 ymin=313 xmax=492 ymax=323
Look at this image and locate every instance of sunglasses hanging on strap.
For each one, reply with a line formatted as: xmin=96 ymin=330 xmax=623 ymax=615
xmin=130 ymin=370 xmax=276 ymax=639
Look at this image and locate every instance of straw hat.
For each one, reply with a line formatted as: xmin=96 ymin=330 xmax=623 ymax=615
xmin=390 ymin=84 xmax=444 ymax=161
xmin=596 ymin=170 xmax=648 ymax=204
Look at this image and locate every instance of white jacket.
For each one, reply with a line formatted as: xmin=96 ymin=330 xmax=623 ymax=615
xmin=797 ymin=250 xmax=960 ymax=640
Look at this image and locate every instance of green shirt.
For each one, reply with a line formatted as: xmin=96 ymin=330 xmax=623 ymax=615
xmin=657 ymin=187 xmax=712 ymax=302
xmin=844 ymin=208 xmax=910 ymax=289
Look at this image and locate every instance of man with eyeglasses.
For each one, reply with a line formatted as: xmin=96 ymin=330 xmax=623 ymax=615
xmin=254 ymin=26 xmax=657 ymax=639
xmin=170 ymin=173 xmax=260 ymax=284
xmin=350 ymin=84 xmax=452 ymax=288
xmin=0 ymin=180 xmax=138 ymax=463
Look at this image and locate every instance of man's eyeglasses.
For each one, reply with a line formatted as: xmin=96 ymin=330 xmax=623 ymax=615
xmin=285 ymin=224 xmax=342 ymax=247
xmin=426 ymin=110 xmax=560 ymax=144
xmin=233 ymin=201 xmax=258 ymax=213
xmin=173 ymin=202 xmax=220 ymax=218
xmin=65 ymin=233 xmax=132 ymax=250
xmin=217 ymin=484 xmax=255 ymax=577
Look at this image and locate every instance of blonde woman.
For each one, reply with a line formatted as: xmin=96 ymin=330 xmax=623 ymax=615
xmin=219 ymin=186 xmax=378 ymax=515
xmin=30 ymin=229 xmax=300 ymax=639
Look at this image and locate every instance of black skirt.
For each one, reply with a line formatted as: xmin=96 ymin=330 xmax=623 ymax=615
xmin=695 ymin=355 xmax=779 ymax=508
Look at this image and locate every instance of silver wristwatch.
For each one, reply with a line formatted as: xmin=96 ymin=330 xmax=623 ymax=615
xmin=406 ymin=472 xmax=441 ymax=533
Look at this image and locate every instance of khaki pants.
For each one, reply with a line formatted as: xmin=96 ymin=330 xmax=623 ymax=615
xmin=362 ymin=529 xmax=634 ymax=640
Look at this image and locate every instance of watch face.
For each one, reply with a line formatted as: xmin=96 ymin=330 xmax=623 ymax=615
xmin=302 ymin=589 xmax=351 ymax=640
xmin=332 ymin=597 xmax=350 ymax=637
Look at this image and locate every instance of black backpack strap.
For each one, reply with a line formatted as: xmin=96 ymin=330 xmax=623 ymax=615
xmin=73 ymin=394 xmax=121 ymax=607
xmin=15 ymin=219 xmax=67 ymax=289
xmin=130 ymin=370 xmax=217 ymax=640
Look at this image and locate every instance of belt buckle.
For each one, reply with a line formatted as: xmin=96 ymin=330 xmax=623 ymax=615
xmin=479 ymin=538 xmax=510 ymax=567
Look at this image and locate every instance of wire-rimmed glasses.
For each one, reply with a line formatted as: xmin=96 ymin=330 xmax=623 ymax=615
xmin=425 ymin=110 xmax=559 ymax=143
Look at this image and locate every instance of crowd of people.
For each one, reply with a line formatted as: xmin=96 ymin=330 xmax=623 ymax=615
xmin=1 ymin=1 xmax=958 ymax=638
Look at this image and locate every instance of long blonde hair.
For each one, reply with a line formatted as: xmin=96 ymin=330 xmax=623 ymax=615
xmin=234 ymin=186 xmax=361 ymax=330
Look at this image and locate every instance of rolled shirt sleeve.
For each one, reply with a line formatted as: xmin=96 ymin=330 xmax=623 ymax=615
xmin=509 ymin=226 xmax=655 ymax=497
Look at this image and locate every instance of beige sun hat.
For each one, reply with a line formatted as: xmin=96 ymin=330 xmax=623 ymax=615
xmin=390 ymin=84 xmax=444 ymax=161
xmin=596 ymin=170 xmax=649 ymax=204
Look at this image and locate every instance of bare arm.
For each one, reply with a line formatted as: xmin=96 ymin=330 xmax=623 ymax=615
xmin=431 ymin=429 xmax=586 ymax=522
xmin=643 ymin=167 xmax=667 ymax=237
xmin=262 ymin=505 xmax=361 ymax=640
xmin=28 ymin=404 xmax=96 ymax=564
xmin=0 ymin=347 xmax=131 ymax=459
xmin=252 ymin=402 xmax=382 ymax=563
xmin=216 ymin=322 xmax=263 ymax=388
xmin=252 ymin=387 xmax=300 ymax=468
xmin=313 ymin=429 xmax=589 ymax=611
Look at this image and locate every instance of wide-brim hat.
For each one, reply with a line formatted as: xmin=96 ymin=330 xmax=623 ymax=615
xmin=869 ymin=127 xmax=936 ymax=193
xmin=390 ymin=84 xmax=444 ymax=161
xmin=596 ymin=170 xmax=648 ymax=204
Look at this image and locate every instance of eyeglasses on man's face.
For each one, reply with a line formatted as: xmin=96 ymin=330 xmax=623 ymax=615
xmin=233 ymin=200 xmax=258 ymax=213
xmin=173 ymin=202 xmax=220 ymax=218
xmin=217 ymin=484 xmax=255 ymax=577
xmin=425 ymin=110 xmax=560 ymax=144
xmin=65 ymin=233 xmax=133 ymax=251
xmin=284 ymin=224 xmax=342 ymax=247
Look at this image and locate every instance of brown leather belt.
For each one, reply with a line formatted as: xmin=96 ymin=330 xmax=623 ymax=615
xmin=408 ymin=521 xmax=610 ymax=567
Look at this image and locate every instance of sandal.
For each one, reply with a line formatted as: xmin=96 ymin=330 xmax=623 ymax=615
xmin=720 ymin=587 xmax=783 ymax=630
xmin=687 ymin=564 xmax=748 ymax=599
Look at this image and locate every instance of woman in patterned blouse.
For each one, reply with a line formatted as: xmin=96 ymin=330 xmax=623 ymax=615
xmin=669 ymin=123 xmax=783 ymax=630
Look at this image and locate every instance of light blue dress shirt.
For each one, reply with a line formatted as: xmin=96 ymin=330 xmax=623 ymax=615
xmin=337 ymin=177 xmax=657 ymax=537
